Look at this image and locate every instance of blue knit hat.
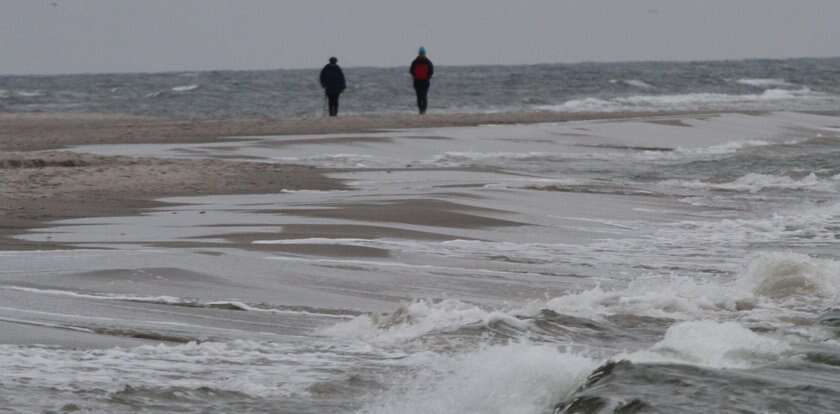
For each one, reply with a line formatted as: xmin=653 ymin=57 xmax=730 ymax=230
xmin=418 ymin=47 xmax=427 ymax=56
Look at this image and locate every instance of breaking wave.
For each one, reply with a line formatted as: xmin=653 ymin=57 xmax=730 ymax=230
xmin=326 ymin=252 xmax=840 ymax=342
xmin=14 ymin=90 xmax=44 ymax=97
xmin=611 ymin=79 xmax=655 ymax=89
xmin=736 ymin=251 xmax=840 ymax=300
xmin=736 ymin=78 xmax=795 ymax=88
xmin=323 ymin=252 xmax=834 ymax=413
xmin=541 ymin=88 xmax=830 ymax=113
xmin=320 ymin=299 xmax=525 ymax=343
xmin=360 ymin=342 xmax=596 ymax=414
xmin=536 ymin=252 xmax=840 ymax=321
xmin=172 ymin=84 xmax=199 ymax=92
xmin=625 ymin=320 xmax=791 ymax=369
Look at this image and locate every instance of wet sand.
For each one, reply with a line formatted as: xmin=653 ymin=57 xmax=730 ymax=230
xmin=0 ymin=109 xmax=737 ymax=251
xmin=0 ymin=320 xmax=152 ymax=348
xmin=266 ymin=199 xmax=525 ymax=229
xmin=0 ymin=150 xmax=344 ymax=249
xmin=0 ymin=110 xmax=673 ymax=250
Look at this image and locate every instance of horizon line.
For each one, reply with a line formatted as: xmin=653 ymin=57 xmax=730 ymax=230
xmin=1 ymin=55 xmax=838 ymax=78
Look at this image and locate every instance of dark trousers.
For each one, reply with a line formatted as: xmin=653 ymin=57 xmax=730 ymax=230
xmin=413 ymin=80 xmax=430 ymax=114
xmin=326 ymin=92 xmax=340 ymax=116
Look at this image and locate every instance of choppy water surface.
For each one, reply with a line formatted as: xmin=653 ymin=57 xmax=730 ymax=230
xmin=5 ymin=112 xmax=840 ymax=413
xmin=1 ymin=57 xmax=840 ymax=117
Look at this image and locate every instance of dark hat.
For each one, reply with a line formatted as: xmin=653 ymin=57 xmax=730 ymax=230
xmin=329 ymin=57 xmax=338 ymax=63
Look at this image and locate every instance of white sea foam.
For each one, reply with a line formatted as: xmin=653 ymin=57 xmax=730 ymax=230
xmin=272 ymin=153 xmax=378 ymax=168
xmin=626 ymin=320 xmax=791 ymax=369
xmin=0 ymin=340 xmax=365 ymax=399
xmin=654 ymin=201 xmax=840 ymax=247
xmin=674 ymin=140 xmax=772 ymax=156
xmin=544 ymin=88 xmax=824 ymax=112
xmin=309 ymin=234 xmax=840 ymax=327
xmin=278 ymin=188 xmax=348 ymax=194
xmin=255 ymin=237 xmax=373 ymax=245
xmin=428 ymin=151 xmax=558 ymax=166
xmin=622 ymin=89 xmax=812 ymax=105
xmin=360 ymin=342 xmax=596 ymax=414
xmin=14 ymin=90 xmax=43 ymax=97
xmin=661 ymin=172 xmax=835 ymax=193
xmin=356 ymin=321 xmax=790 ymax=413
xmin=619 ymin=140 xmax=778 ymax=163
xmin=320 ymin=299 xmax=525 ymax=343
xmin=736 ymin=78 xmax=794 ymax=88
xmin=527 ymin=276 xmax=741 ymax=321
xmin=540 ymin=251 xmax=840 ymax=320
xmin=736 ymin=252 xmax=840 ymax=300
xmin=172 ymin=84 xmax=199 ymax=92
xmin=610 ymin=79 xmax=655 ymax=89
xmin=623 ymin=79 xmax=655 ymax=89
xmin=323 ymin=276 xmax=739 ymax=342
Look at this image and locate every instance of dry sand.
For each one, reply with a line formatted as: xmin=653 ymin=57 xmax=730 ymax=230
xmin=0 ymin=110 xmax=715 ymax=250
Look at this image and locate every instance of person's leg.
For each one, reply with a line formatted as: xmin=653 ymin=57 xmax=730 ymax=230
xmin=413 ymin=83 xmax=423 ymax=114
xmin=414 ymin=81 xmax=429 ymax=114
xmin=418 ymin=82 xmax=429 ymax=114
xmin=328 ymin=93 xmax=339 ymax=116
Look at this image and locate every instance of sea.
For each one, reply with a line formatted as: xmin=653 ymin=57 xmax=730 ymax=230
xmin=1 ymin=57 xmax=840 ymax=118
xmin=3 ymin=58 xmax=840 ymax=413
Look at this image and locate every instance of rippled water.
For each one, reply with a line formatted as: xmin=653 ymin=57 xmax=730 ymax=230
xmin=1 ymin=57 xmax=840 ymax=118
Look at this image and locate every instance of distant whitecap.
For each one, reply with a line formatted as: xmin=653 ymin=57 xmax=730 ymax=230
xmin=172 ymin=84 xmax=200 ymax=92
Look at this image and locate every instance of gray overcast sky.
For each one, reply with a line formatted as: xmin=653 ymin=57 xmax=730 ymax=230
xmin=1 ymin=0 xmax=838 ymax=75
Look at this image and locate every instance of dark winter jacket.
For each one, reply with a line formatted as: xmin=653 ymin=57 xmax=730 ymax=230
xmin=320 ymin=63 xmax=346 ymax=94
xmin=410 ymin=57 xmax=434 ymax=81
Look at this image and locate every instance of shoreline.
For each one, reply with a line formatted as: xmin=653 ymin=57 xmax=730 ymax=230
xmin=0 ymin=110 xmax=751 ymax=152
xmin=0 ymin=109 xmax=782 ymax=250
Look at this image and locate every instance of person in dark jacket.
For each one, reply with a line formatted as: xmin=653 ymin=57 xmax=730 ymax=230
xmin=319 ymin=57 xmax=346 ymax=116
xmin=409 ymin=47 xmax=434 ymax=114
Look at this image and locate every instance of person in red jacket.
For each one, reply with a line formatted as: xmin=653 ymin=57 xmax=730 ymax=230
xmin=409 ymin=47 xmax=434 ymax=114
